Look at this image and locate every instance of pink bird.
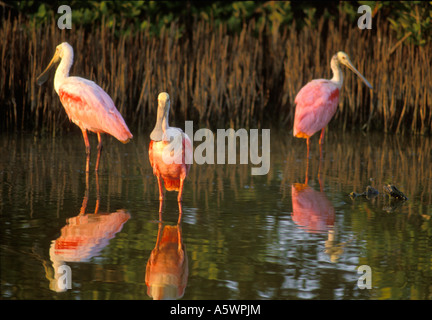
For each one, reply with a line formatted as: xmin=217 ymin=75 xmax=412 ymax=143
xmin=148 ymin=92 xmax=192 ymax=206
xmin=293 ymin=51 xmax=372 ymax=158
xmin=37 ymin=42 xmax=133 ymax=172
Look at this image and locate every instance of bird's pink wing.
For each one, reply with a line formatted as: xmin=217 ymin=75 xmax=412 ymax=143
xmin=293 ymin=80 xmax=339 ymax=138
xmin=58 ymin=77 xmax=132 ymax=142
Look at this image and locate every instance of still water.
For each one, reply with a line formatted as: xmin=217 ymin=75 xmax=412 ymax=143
xmin=1 ymin=129 xmax=431 ymax=300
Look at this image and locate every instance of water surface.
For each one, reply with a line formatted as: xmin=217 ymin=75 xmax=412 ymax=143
xmin=1 ymin=130 xmax=431 ymax=300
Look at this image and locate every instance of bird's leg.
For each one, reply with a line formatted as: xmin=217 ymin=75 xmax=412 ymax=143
xmin=318 ymin=166 xmax=324 ymax=192
xmin=81 ymin=129 xmax=91 ymax=155
xmin=79 ymin=169 xmax=90 ymax=215
xmin=94 ymin=171 xmax=100 ymax=214
xmin=177 ymin=203 xmax=184 ymax=253
xmin=85 ymin=155 xmax=90 ymax=173
xmin=177 ymin=201 xmax=183 ymax=225
xmin=97 ymin=132 xmax=103 ymax=151
xmin=158 ymin=176 xmax=164 ymax=214
xmin=154 ymin=221 xmax=163 ymax=249
xmin=319 ymin=128 xmax=325 ymax=160
xmin=319 ymin=127 xmax=325 ymax=145
xmin=177 ymin=178 xmax=185 ymax=202
xmin=306 ymin=137 xmax=310 ymax=159
xmin=158 ymin=199 xmax=164 ymax=215
xmin=81 ymin=129 xmax=91 ymax=173
xmin=157 ymin=176 xmax=164 ymax=201
xmin=95 ymin=133 xmax=103 ymax=172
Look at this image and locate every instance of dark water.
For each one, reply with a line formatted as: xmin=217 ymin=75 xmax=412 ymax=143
xmin=1 ymin=130 xmax=431 ymax=300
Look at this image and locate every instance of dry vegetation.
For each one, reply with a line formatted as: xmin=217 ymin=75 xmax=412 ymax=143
xmin=1 ymin=12 xmax=431 ymax=134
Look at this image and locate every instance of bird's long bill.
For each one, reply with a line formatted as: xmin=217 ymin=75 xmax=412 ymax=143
xmin=36 ymin=51 xmax=60 ymax=86
xmin=344 ymin=60 xmax=373 ymax=89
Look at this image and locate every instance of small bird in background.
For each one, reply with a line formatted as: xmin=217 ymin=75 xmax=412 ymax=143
xmin=293 ymin=51 xmax=372 ymax=158
xmin=37 ymin=42 xmax=133 ymax=172
xmin=148 ymin=92 xmax=192 ymax=208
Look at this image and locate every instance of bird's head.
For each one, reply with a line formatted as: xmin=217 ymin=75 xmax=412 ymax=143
xmin=36 ymin=42 xmax=74 ymax=86
xmin=150 ymin=92 xmax=171 ymax=141
xmin=55 ymin=42 xmax=73 ymax=59
xmin=158 ymin=92 xmax=171 ymax=122
xmin=334 ymin=51 xmax=373 ymax=89
xmin=158 ymin=92 xmax=170 ymax=111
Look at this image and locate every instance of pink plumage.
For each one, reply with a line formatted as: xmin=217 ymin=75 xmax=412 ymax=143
xmin=294 ymin=80 xmax=339 ymax=139
xmin=58 ymin=77 xmax=132 ymax=143
xmin=148 ymin=92 xmax=192 ymax=204
xmin=149 ymin=137 xmax=192 ymax=192
xmin=292 ymin=51 xmax=372 ymax=158
xmin=37 ymin=42 xmax=132 ymax=172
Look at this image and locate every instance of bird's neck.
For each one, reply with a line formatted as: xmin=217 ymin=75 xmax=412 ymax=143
xmin=150 ymin=104 xmax=170 ymax=141
xmin=54 ymin=51 xmax=73 ymax=94
xmin=162 ymin=112 xmax=169 ymax=132
xmin=330 ymin=56 xmax=343 ymax=89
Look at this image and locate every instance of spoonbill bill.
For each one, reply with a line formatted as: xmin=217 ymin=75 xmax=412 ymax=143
xmin=37 ymin=42 xmax=133 ymax=172
xmin=149 ymin=92 xmax=192 ymax=205
xmin=293 ymin=51 xmax=372 ymax=158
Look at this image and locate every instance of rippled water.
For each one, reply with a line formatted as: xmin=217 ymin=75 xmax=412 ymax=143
xmin=1 ymin=130 xmax=431 ymax=300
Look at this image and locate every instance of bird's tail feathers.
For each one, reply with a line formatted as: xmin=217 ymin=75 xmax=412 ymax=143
xmin=163 ymin=178 xmax=180 ymax=191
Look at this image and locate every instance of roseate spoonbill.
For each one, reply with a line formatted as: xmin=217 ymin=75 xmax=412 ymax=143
xmin=36 ymin=42 xmax=133 ymax=172
xmin=293 ymin=51 xmax=372 ymax=158
xmin=149 ymin=92 xmax=192 ymax=205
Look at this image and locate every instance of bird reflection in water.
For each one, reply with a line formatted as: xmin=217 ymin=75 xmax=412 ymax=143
xmin=145 ymin=202 xmax=188 ymax=300
xmin=291 ymin=159 xmax=346 ymax=262
xmin=291 ymin=183 xmax=334 ymax=234
xmin=46 ymin=172 xmax=130 ymax=292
